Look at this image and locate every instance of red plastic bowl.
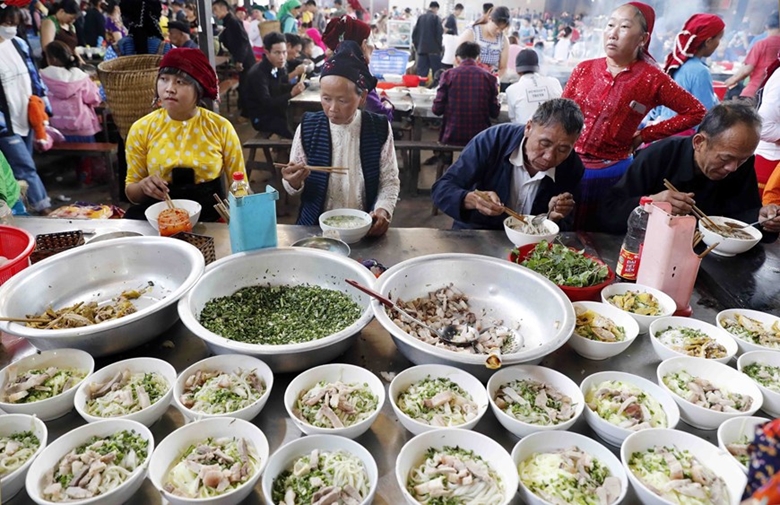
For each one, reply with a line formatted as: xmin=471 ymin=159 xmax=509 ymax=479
xmin=508 ymin=242 xmax=615 ymax=302
xmin=0 ymin=225 xmax=35 ymax=286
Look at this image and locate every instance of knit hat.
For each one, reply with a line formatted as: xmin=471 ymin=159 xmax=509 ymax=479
xmin=159 ymin=48 xmax=219 ymax=100
xmin=322 ymin=15 xmax=370 ymax=51
xmin=626 ymin=2 xmax=655 ymax=57
xmin=663 ymin=13 xmax=725 ymax=75
xmin=321 ymin=40 xmax=377 ymax=92
xmin=515 ymin=48 xmax=539 ymax=73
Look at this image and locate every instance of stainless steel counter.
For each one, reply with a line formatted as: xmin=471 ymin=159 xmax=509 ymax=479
xmin=2 ymin=218 xmax=739 ymax=504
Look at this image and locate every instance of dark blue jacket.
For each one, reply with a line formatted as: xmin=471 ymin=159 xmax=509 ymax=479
xmin=431 ymin=123 xmax=585 ymax=230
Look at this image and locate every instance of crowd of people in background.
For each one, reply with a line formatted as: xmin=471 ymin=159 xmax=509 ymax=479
xmin=0 ymin=0 xmax=779 ymax=241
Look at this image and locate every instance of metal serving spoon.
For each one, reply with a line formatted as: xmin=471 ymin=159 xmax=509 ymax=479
xmin=729 ymin=214 xmax=780 ymax=229
xmin=345 ymin=279 xmax=478 ymax=347
xmin=531 ymin=210 xmax=552 ymax=226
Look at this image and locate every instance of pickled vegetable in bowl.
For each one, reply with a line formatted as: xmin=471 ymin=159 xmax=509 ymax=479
xmin=575 ymin=307 xmax=626 ymax=342
xmin=158 ymin=207 xmax=193 ymax=237
xmin=608 ymin=291 xmax=661 ymax=316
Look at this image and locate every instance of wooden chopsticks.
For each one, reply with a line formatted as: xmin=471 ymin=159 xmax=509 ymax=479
xmin=474 ymin=190 xmax=526 ymax=222
xmin=273 ymin=163 xmax=348 ymax=175
xmin=698 ymin=241 xmax=720 ymax=259
xmin=212 ymin=193 xmax=230 ymax=224
xmin=163 ymin=193 xmax=175 ymax=210
xmin=692 ymin=230 xmax=703 ymax=248
xmin=662 ymin=179 xmax=729 ymax=234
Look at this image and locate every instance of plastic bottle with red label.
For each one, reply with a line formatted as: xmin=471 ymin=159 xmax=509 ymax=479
xmin=616 ymin=197 xmax=653 ymax=282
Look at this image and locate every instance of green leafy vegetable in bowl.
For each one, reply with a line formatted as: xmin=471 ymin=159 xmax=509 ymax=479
xmin=515 ymin=241 xmax=609 ymax=288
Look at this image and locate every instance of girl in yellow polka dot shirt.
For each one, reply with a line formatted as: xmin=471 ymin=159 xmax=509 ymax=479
xmin=124 ymin=48 xmax=246 ymax=221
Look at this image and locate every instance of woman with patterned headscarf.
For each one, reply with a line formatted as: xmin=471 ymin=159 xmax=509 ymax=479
xmin=278 ymin=0 xmax=301 ymax=34
xmin=562 ymin=2 xmax=705 ymax=231
xmin=650 ymin=13 xmax=725 ymax=124
xmin=322 ymin=15 xmax=393 ymax=121
xmin=280 ymin=41 xmax=400 ymax=236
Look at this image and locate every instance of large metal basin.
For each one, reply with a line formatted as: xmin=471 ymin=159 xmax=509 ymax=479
xmin=177 ymin=247 xmax=376 ymax=373
xmin=373 ymin=253 xmax=575 ymax=381
xmin=0 ymin=237 xmax=205 ymax=356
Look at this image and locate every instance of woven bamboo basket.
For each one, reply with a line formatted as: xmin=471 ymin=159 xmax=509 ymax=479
xmin=98 ymin=55 xmax=162 ymax=140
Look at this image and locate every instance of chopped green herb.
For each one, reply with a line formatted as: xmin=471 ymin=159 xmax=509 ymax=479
xmin=516 ymin=241 xmax=608 ymax=288
xmin=199 ymin=285 xmax=363 ymax=345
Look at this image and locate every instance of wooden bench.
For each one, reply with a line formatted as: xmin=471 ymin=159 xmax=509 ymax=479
xmin=242 ymin=136 xmax=293 ymax=202
xmin=394 ymin=140 xmax=464 ymax=214
xmin=40 ymin=142 xmax=120 ymax=205
xmin=219 ymin=79 xmax=239 ymax=113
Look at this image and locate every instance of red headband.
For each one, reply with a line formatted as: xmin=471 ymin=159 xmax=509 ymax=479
xmin=663 ymin=13 xmax=725 ymax=74
xmin=627 ymin=1 xmax=655 ymax=55
xmin=159 ymin=48 xmax=219 ymax=100
xmin=322 ymin=15 xmax=371 ymax=51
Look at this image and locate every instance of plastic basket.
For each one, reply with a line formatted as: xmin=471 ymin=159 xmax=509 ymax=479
xmin=30 ymin=230 xmax=85 ymax=264
xmin=369 ymin=49 xmax=410 ymax=78
xmin=0 ymin=225 xmax=35 ymax=286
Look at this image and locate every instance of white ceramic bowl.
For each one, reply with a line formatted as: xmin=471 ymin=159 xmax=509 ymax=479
xmin=318 ymin=208 xmax=372 ymax=244
xmin=173 ymin=354 xmax=274 ymax=422
xmin=621 ymin=428 xmax=747 ymax=505
xmin=717 ymin=415 xmax=769 ymax=472
xmin=0 ymin=349 xmax=94 ymax=421
xmin=503 ymin=216 xmax=559 ymax=248
xmin=512 ymin=431 xmax=629 ymax=505
xmin=657 ymin=356 xmax=762 ymax=430
xmin=569 ymin=301 xmax=640 ymax=360
xmin=601 ymin=283 xmax=676 ymax=334
xmin=717 ymin=308 xmax=780 ymax=354
xmin=25 ymin=419 xmax=153 ymax=505
xmin=384 ymin=88 xmax=408 ymax=100
xmin=698 ymin=216 xmax=761 ymax=257
xmin=486 ymin=365 xmax=584 ymax=438
xmin=261 ymin=434 xmax=378 ymax=505
xmin=149 ymin=417 xmax=269 ymax=505
xmin=389 ymin=364 xmax=489 ymax=435
xmin=74 ymin=357 xmax=176 ymax=426
xmin=649 ymin=317 xmax=738 ymax=364
xmin=396 ymin=428 xmax=518 ymax=505
xmin=580 ymin=371 xmax=680 ymax=447
xmin=145 ymin=199 xmax=202 ymax=231
xmin=738 ymin=350 xmax=780 ymax=417
xmin=0 ymin=414 xmax=47 ymax=501
xmin=284 ymin=363 xmax=385 ymax=439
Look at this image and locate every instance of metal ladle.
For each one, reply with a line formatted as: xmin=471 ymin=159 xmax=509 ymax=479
xmin=345 ymin=279 xmax=479 ymax=347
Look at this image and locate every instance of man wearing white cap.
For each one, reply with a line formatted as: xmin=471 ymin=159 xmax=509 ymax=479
xmin=505 ymin=49 xmax=562 ymax=125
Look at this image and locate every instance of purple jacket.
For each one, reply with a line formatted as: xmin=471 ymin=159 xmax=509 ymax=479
xmin=40 ymin=67 xmax=102 ymax=137
xmin=365 ymin=89 xmax=393 ymax=122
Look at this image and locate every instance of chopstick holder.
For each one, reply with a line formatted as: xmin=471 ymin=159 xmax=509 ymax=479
xmin=228 ymin=185 xmax=279 ymax=254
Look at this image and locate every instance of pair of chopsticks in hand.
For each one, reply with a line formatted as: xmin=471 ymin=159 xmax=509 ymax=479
xmin=163 ymin=193 xmax=175 ymax=210
xmin=474 ymin=190 xmax=526 ymax=222
xmin=662 ymin=179 xmax=720 ymax=258
xmin=273 ymin=163 xmax=348 ymax=175
xmin=213 ymin=194 xmax=230 ymax=223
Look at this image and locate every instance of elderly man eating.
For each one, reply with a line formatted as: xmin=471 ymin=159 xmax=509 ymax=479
xmin=600 ymin=101 xmax=780 ymax=240
xmin=431 ymin=98 xmax=585 ymax=230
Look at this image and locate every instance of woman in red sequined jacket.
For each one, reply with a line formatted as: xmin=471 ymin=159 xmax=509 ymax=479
xmin=561 ymin=2 xmax=706 ymax=231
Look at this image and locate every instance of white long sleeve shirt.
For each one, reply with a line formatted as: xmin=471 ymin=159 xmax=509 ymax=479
xmin=757 ymin=69 xmax=780 ymax=161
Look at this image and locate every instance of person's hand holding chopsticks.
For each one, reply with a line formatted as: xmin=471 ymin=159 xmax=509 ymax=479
xmin=281 ymin=162 xmax=310 ymax=190
xmin=465 ymin=190 xmax=504 ymax=217
xmin=138 ymin=174 xmax=169 ymax=201
xmin=649 ymin=189 xmax=696 ymax=216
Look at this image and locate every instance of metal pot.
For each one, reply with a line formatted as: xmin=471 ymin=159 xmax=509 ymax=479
xmin=373 ymin=253 xmax=575 ymax=381
xmin=177 ymin=247 xmax=376 ymax=373
xmin=0 ymin=237 xmax=205 ymax=356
